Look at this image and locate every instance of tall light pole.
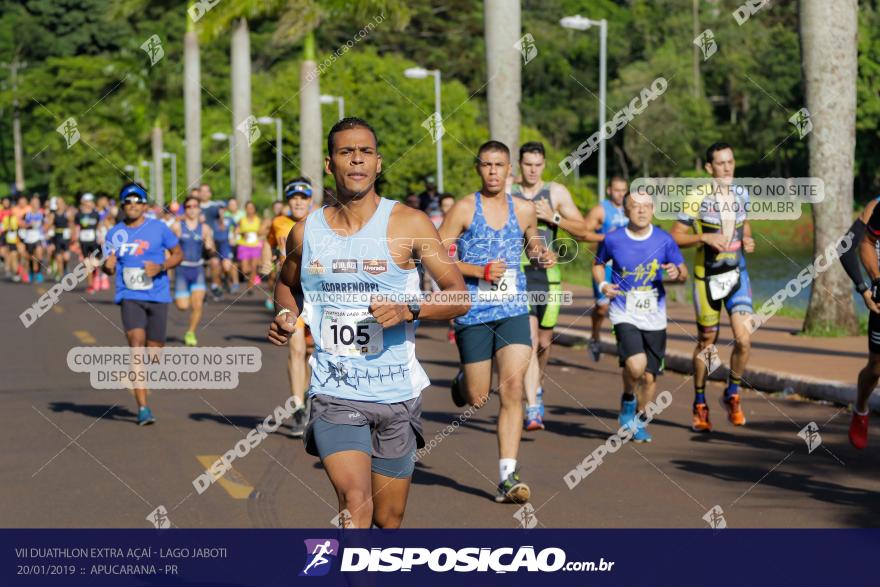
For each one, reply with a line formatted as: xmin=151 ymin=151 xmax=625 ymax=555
xmin=560 ymin=15 xmax=607 ymax=201
xmin=124 ymin=164 xmax=141 ymax=184
xmin=404 ymin=67 xmax=444 ymax=193
xmin=211 ymin=132 xmax=235 ymax=197
xmin=257 ymin=117 xmax=283 ymax=200
xmin=139 ymin=160 xmax=154 ymax=196
xmin=319 ymin=94 xmax=345 ymax=121
xmin=162 ymin=152 xmax=178 ymax=203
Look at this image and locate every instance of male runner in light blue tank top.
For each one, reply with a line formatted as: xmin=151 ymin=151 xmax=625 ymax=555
xmin=172 ymin=195 xmax=214 ymax=347
xmin=582 ymin=176 xmax=630 ymax=362
xmin=268 ymin=118 xmax=468 ymax=528
xmin=439 ymin=140 xmax=555 ymax=504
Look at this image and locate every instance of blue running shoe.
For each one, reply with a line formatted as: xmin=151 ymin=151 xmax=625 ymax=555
xmin=536 ymin=387 xmax=544 ymax=418
xmin=618 ymin=398 xmax=637 ymax=430
xmin=138 ymin=406 xmax=156 ymax=426
xmin=524 ymin=405 xmax=544 ymax=431
xmin=632 ymin=424 xmax=652 ymax=443
xmin=35 ymin=272 xmax=44 ymax=284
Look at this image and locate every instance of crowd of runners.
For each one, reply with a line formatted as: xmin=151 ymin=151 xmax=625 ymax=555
xmin=4 ymin=117 xmax=878 ymax=527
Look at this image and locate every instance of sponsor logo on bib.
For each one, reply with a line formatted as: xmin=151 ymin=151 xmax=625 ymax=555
xmin=307 ymin=259 xmax=326 ymax=274
xmin=362 ymin=259 xmax=387 ymax=275
xmin=332 ymin=259 xmax=357 ymax=273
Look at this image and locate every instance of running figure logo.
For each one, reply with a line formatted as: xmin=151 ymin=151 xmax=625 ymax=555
xmin=299 ymin=539 xmax=339 ymax=577
xmin=56 ymin=118 xmax=80 ymax=149
xmin=421 ymin=112 xmax=444 ymax=144
xmin=693 ymin=29 xmax=717 ymax=61
xmin=318 ymin=362 xmax=356 ymax=389
xmin=789 ymin=108 xmax=813 ymax=139
xmin=515 ymin=33 xmax=538 ymax=65
xmin=146 ymin=505 xmax=171 ymax=529
xmin=797 ymin=421 xmax=822 ymax=454
xmin=513 ymin=503 xmax=539 ymax=529
xmin=140 ymin=34 xmax=165 ymax=66
xmin=702 ymin=505 xmax=727 ymax=530
xmin=237 ymin=115 xmax=261 ymax=147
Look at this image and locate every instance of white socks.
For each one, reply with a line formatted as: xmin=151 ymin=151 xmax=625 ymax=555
xmin=499 ymin=458 xmax=517 ymax=482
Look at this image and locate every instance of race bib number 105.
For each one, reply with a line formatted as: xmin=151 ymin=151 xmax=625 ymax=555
xmin=321 ymin=308 xmax=384 ymax=356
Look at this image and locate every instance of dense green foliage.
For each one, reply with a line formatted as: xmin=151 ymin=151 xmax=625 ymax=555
xmin=1 ymin=0 xmax=878 ymax=208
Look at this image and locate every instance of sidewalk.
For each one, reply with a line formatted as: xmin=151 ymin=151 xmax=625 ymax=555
xmin=554 ymin=283 xmax=877 ymax=411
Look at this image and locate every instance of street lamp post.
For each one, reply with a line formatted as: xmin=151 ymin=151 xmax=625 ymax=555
xmin=162 ymin=152 xmax=177 ymax=203
xmin=211 ymin=132 xmax=235 ymax=197
xmin=560 ymin=14 xmax=607 ymax=201
xmin=257 ymin=117 xmax=283 ymax=200
xmin=139 ymin=160 xmax=154 ymax=196
xmin=319 ymin=94 xmax=345 ymax=121
xmin=124 ymin=164 xmax=141 ymax=185
xmin=404 ymin=67 xmax=444 ymax=193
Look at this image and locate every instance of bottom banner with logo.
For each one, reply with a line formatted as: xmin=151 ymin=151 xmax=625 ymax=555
xmin=2 ymin=529 xmax=875 ymax=586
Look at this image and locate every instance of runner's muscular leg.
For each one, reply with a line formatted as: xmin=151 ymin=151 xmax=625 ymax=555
xmin=523 ymin=316 xmax=540 ymax=406
xmin=495 ymin=343 xmax=531 ymax=460
xmin=322 ymin=451 xmax=374 ymax=528
xmin=462 ymin=359 xmax=493 ymax=407
xmin=370 ymin=473 xmax=411 ymax=529
xmin=856 ymin=352 xmax=880 ymax=413
xmin=729 ymin=312 xmax=752 ymax=381
xmin=693 ymin=328 xmax=719 ymax=389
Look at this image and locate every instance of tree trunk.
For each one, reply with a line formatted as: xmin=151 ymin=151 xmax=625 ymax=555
xmin=800 ymin=0 xmax=858 ymax=335
xmin=11 ymin=53 xmax=24 ymax=194
xmin=484 ymin=0 xmax=521 ymax=160
xmin=151 ymin=124 xmax=164 ymax=206
xmin=184 ymin=24 xmax=202 ymax=191
xmin=300 ymin=31 xmax=324 ymax=206
xmin=231 ymin=17 xmax=252 ymax=204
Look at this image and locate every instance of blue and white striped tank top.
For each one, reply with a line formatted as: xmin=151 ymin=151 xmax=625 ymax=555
xmin=300 ymin=197 xmax=429 ymax=403
xmin=455 ymin=192 xmax=528 ymax=325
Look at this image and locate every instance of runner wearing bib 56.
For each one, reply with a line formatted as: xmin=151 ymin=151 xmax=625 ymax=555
xmin=440 ymin=140 xmax=555 ymax=504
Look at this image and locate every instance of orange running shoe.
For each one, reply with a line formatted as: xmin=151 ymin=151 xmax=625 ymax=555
xmin=722 ymin=394 xmax=746 ymax=426
xmin=692 ymin=403 xmax=712 ymax=432
xmin=849 ymin=412 xmax=869 ymax=450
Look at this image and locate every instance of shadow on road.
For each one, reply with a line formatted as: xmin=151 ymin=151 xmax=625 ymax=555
xmin=48 ymin=401 xmax=136 ymax=423
xmin=412 ymin=463 xmax=495 ymax=501
xmin=188 ymin=412 xmax=299 ymax=439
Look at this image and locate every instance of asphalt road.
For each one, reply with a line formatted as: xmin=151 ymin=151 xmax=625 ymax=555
xmin=2 ymin=279 xmax=879 ymax=529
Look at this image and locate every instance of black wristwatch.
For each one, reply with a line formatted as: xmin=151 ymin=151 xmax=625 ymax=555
xmin=857 ymin=281 xmax=869 ymax=294
xmin=872 ymin=278 xmax=880 ymax=303
xmin=407 ymin=302 xmax=421 ymax=322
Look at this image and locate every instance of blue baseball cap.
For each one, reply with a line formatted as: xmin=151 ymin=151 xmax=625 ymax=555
xmin=119 ymin=183 xmax=148 ymax=204
xmin=284 ymin=180 xmax=313 ymax=199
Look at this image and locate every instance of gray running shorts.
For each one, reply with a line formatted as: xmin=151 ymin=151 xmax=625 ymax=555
xmin=304 ymin=394 xmax=425 ymax=478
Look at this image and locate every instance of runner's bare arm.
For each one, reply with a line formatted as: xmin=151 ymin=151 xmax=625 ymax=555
xmin=549 ymin=183 xmax=589 ymax=238
xmin=102 ymin=249 xmax=117 ymax=275
xmin=518 ymin=198 xmax=555 ymax=268
xmin=591 ymin=261 xmax=619 ymax=298
xmin=203 ymin=225 xmax=215 ymax=253
xmin=743 ymin=219 xmax=755 ymax=253
xmin=371 ymin=208 xmax=469 ymax=327
xmin=579 ymin=204 xmax=606 ymax=243
xmin=268 ymin=221 xmax=304 ymax=345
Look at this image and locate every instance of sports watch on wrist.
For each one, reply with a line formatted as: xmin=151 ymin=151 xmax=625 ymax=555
xmin=407 ymin=302 xmax=421 ymax=322
xmin=552 ymin=212 xmax=562 ymax=225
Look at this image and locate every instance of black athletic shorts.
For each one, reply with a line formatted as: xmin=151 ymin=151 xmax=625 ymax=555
xmin=613 ymin=322 xmax=666 ymax=375
xmin=80 ymin=242 xmax=101 ymax=258
xmin=869 ymin=312 xmax=880 ymax=354
xmin=120 ymin=299 xmax=169 ymax=343
xmin=53 ymin=236 xmax=70 ymax=252
xmin=453 ymin=313 xmax=531 ymax=364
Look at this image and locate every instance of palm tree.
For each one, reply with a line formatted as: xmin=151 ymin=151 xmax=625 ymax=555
xmin=484 ymin=0 xmax=521 ymax=158
xmin=203 ymin=1 xmax=409 ymax=206
xmin=800 ymin=0 xmax=858 ymax=334
xmin=184 ymin=15 xmax=202 ymax=191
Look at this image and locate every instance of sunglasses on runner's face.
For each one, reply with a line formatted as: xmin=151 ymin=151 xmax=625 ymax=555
xmin=123 ymin=198 xmax=143 ymax=206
